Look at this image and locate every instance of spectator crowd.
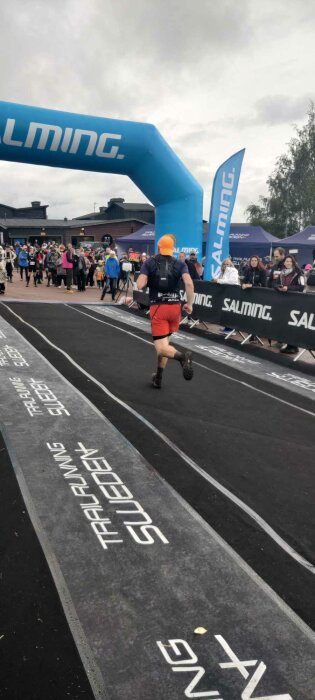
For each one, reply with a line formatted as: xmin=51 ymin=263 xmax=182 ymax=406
xmin=0 ymin=241 xmax=314 ymax=356
xmin=0 ymin=241 xmax=140 ymax=300
xmin=211 ymin=247 xmax=311 ymax=353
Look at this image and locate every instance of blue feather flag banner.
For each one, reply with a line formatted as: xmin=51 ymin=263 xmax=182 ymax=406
xmin=203 ymin=149 xmax=245 ymax=280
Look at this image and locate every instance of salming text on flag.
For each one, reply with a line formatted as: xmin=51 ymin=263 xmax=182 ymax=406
xmin=203 ymin=149 xmax=245 ymax=280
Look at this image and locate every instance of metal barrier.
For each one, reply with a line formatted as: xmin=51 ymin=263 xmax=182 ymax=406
xmin=132 ymin=281 xmax=315 ymax=353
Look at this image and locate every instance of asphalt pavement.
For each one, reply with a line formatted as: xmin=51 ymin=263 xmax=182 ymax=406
xmin=1 ymin=301 xmax=314 ymax=700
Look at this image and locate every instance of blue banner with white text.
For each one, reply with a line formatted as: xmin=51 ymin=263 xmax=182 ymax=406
xmin=203 ymin=149 xmax=245 ymax=280
xmin=0 ymin=100 xmax=203 ymax=255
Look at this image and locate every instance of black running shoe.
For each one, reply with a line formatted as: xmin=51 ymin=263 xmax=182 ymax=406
xmin=181 ymin=351 xmax=193 ymax=380
xmin=152 ymin=373 xmax=162 ymax=388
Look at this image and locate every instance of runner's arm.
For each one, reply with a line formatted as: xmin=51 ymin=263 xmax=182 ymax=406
xmin=137 ymin=273 xmax=148 ymax=290
xmin=182 ymin=272 xmax=194 ymax=314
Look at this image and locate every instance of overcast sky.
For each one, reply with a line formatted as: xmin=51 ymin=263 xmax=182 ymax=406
xmin=0 ymin=0 xmax=314 ymax=223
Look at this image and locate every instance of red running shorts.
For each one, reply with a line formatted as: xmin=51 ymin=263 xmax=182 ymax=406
xmin=150 ymin=303 xmax=181 ymax=339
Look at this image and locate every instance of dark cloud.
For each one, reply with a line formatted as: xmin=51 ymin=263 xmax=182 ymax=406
xmin=100 ymin=0 xmax=252 ymax=63
xmin=0 ymin=0 xmax=253 ymax=118
xmin=253 ymin=94 xmax=313 ymax=125
xmin=230 ymin=95 xmax=313 ymax=130
xmin=0 ymin=0 xmax=314 ymax=222
xmin=173 ymin=122 xmax=225 ymax=145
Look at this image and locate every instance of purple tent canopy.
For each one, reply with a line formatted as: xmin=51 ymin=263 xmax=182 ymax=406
xmin=281 ymin=226 xmax=315 ymax=264
xmin=202 ymin=224 xmax=279 ymax=260
xmin=117 ymin=225 xmax=155 ymax=242
xmin=202 ymin=223 xmax=277 ymax=241
xmin=117 ymin=223 xmax=279 ymax=259
xmin=281 ymin=225 xmax=315 ymax=246
xmin=116 ymin=224 xmax=155 ymax=254
xmin=228 ymin=224 xmax=278 ymax=243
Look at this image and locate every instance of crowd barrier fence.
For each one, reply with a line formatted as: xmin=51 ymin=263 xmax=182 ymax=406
xmin=132 ymin=281 xmax=315 ymax=351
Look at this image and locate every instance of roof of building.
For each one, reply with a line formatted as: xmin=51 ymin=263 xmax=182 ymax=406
xmin=0 ymin=217 xmax=148 ymax=229
xmin=116 ymin=202 xmax=154 ymax=210
xmin=0 ymin=202 xmax=48 ymax=211
xmin=74 ymin=201 xmax=154 ymax=219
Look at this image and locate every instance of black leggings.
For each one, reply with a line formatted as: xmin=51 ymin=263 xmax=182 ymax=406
xmin=87 ymin=268 xmax=95 ymax=286
xmin=77 ymin=269 xmax=86 ymax=291
xmin=56 ymin=274 xmax=66 ymax=286
xmin=66 ymin=269 xmax=73 ymax=290
xmin=6 ymin=262 xmax=13 ymax=280
xmin=109 ymin=278 xmax=117 ymax=300
xmin=20 ymin=267 xmax=30 ymax=282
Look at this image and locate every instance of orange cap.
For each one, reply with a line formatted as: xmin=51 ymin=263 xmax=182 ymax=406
xmin=158 ymin=234 xmax=176 ymax=256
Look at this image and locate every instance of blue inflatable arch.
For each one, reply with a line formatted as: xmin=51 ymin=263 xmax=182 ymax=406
xmin=0 ymin=101 xmax=203 ymax=254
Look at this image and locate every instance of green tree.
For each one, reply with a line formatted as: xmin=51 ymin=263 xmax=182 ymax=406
xmin=245 ymin=104 xmax=315 ymax=237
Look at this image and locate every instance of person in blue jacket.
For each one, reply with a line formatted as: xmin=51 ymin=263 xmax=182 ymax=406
xmin=18 ymin=245 xmax=30 ymax=285
xmin=105 ymin=250 xmax=120 ymax=301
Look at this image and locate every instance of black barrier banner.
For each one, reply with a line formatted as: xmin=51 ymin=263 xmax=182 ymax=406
xmin=133 ymin=282 xmax=315 ymax=349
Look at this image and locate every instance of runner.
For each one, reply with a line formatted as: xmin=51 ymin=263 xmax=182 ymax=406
xmin=137 ymin=234 xmax=194 ymax=388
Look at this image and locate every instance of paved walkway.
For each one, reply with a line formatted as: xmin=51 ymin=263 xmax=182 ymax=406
xmin=4 ymin=274 xmax=110 ymax=303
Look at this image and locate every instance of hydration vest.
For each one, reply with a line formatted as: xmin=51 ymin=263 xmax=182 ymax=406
xmin=151 ymin=254 xmax=177 ymax=293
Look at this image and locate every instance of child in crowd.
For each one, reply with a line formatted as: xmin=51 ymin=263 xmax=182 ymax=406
xmin=95 ymin=260 xmax=105 ymax=288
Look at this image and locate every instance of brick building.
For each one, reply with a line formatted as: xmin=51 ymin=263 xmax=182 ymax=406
xmin=0 ymin=198 xmax=154 ymax=247
xmin=74 ymin=198 xmax=154 ymax=224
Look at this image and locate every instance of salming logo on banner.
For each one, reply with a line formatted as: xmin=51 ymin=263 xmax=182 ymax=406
xmin=222 ymin=298 xmax=273 ymax=320
xmin=1 ymin=118 xmax=125 ymax=159
xmin=204 ymin=149 xmax=245 ymax=281
xmin=180 ymin=289 xmax=213 ymax=308
xmin=288 ymin=310 xmax=315 ymax=330
xmin=0 ymin=100 xmax=203 ymax=254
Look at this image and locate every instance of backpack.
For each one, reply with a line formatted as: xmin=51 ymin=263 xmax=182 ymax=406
xmin=47 ymin=252 xmax=57 ymax=270
xmin=153 ymin=254 xmax=177 ymax=292
xmin=307 ymin=269 xmax=315 ymax=286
